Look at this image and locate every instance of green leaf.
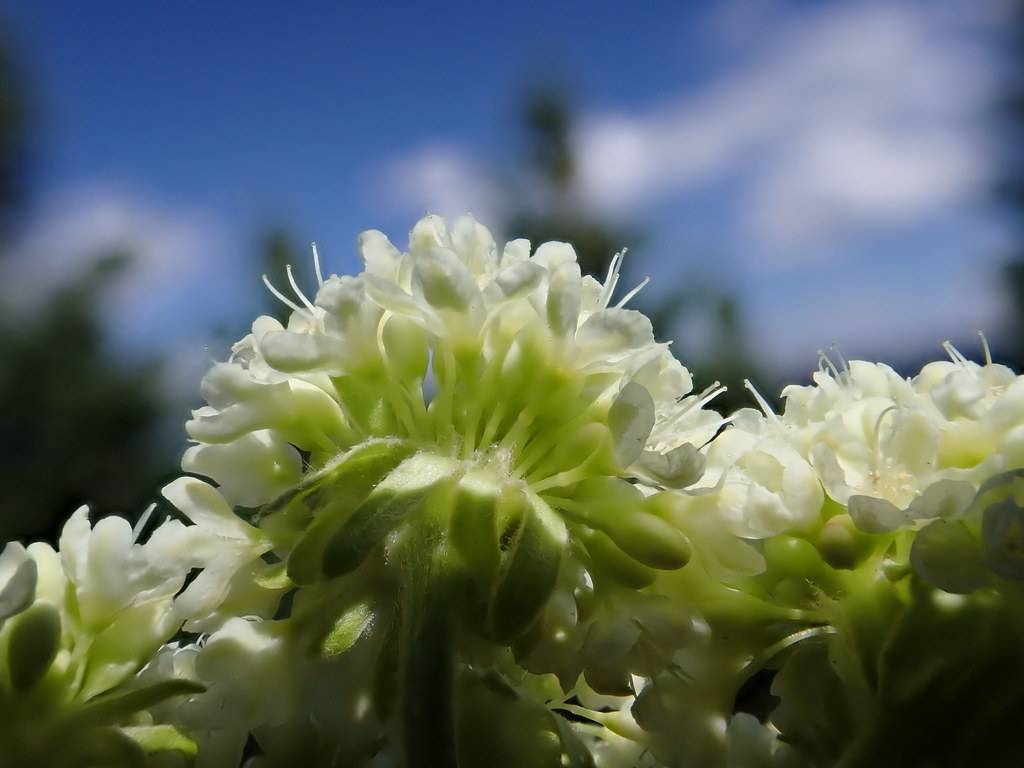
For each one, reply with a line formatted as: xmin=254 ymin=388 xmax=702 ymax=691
xmin=287 ymin=439 xmax=415 ymax=585
xmin=321 ymin=453 xmax=458 ymax=579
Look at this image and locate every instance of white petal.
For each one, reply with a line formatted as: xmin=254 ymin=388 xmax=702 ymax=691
xmin=546 ymin=260 xmax=582 ymax=339
xmin=532 ymin=241 xmax=577 ymax=269
xmin=161 ymin=478 xmax=256 ymax=542
xmin=576 ymin=309 xmax=654 ymax=357
xmin=182 ymin=431 xmax=303 ymax=508
xmin=0 ymin=542 xmax=36 ymax=623
xmin=260 ymin=330 xmax=345 ymax=374
xmin=409 ymin=214 xmax=449 ymax=252
xmin=501 ymin=238 xmax=531 ymax=264
xmin=608 ymin=381 xmax=656 ymax=467
xmin=451 ymin=214 xmax=497 ymax=275
xmin=487 ymin=260 xmax=545 ymax=302
xmin=357 ymin=229 xmax=403 ymax=279
xmin=848 ymin=495 xmax=910 ymax=533
xmin=411 ymin=247 xmax=483 ymax=316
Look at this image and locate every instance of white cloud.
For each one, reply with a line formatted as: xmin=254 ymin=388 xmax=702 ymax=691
xmin=576 ymin=1 xmax=997 ymax=253
xmin=0 ymin=186 xmax=236 ymax=356
xmin=380 ymin=2 xmax=998 ymax=259
xmin=379 ymin=144 xmax=498 ymax=225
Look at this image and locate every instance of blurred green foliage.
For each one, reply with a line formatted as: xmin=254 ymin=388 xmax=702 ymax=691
xmin=0 ymin=29 xmax=31 ymax=242
xmin=0 ymin=254 xmax=171 ymax=541
xmin=0 ymin=34 xmax=173 ymax=541
xmin=1000 ymin=2 xmax=1024 ymax=368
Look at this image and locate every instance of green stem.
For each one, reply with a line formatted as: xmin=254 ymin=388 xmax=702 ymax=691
xmin=398 ymin=537 xmax=458 ymax=768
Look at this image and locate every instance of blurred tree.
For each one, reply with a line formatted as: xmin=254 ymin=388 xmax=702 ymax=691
xmin=999 ymin=1 xmax=1024 ymax=367
xmin=0 ymin=33 xmax=175 ymax=541
xmin=0 ymin=254 xmax=172 ymax=541
xmin=500 ymin=84 xmax=760 ymax=413
xmin=503 ymin=84 xmax=640 ymax=279
xmin=0 ymin=28 xmax=32 ymax=243
xmin=261 ymin=226 xmax=304 ymax=323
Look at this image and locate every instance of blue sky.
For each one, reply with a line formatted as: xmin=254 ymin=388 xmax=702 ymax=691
xmin=1 ymin=0 xmax=1013 ymax=395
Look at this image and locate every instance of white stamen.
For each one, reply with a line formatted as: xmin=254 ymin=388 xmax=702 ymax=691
xmin=658 ymin=382 xmax=726 ymax=431
xmin=286 ymin=264 xmax=318 ymax=314
xmin=872 ymin=405 xmax=898 ymax=456
xmin=132 ymin=503 xmax=157 ymax=543
xmin=829 ymin=343 xmax=850 ymax=374
xmin=690 ymin=382 xmax=726 ymax=412
xmin=615 ymin=276 xmax=650 ymax=308
xmin=311 ymin=241 xmax=324 ymax=287
xmin=942 ymin=340 xmax=969 ymax=366
xmin=744 ymin=379 xmax=782 ymax=427
xmin=978 ymin=330 xmax=992 ymax=365
xmin=600 ymin=248 xmax=627 ymax=308
xmin=262 ymin=274 xmax=305 ymax=314
xmin=817 ymin=349 xmax=842 ymax=380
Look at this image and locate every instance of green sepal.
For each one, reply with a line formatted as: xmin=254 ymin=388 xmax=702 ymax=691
xmin=578 ymin=527 xmax=657 ymax=589
xmin=449 ymin=469 xmax=502 ymax=588
xmin=8 ymin=601 xmax=62 ymax=692
xmin=488 ymin=489 xmax=567 ymax=642
xmin=121 ymin=724 xmax=199 ymax=757
xmin=254 ymin=561 xmax=294 ymax=590
xmin=333 ymin=374 xmax=401 ymax=436
xmin=67 ymin=679 xmax=206 ymax=730
xmin=817 ymin=514 xmax=874 ymax=570
xmin=981 ymin=497 xmax=1024 ymax=580
xmin=286 ymin=439 xmax=414 ymax=584
xmin=910 ymin=519 xmax=990 ymax=593
xmin=320 ymin=600 xmax=375 ymax=658
xmin=72 ymin=726 xmax=148 ymax=768
xmin=320 ymin=451 xmax=454 ymax=579
xmin=571 ymin=480 xmax=691 ymax=570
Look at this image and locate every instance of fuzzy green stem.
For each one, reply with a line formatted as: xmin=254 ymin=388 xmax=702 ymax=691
xmin=398 ymin=533 xmax=457 ymax=768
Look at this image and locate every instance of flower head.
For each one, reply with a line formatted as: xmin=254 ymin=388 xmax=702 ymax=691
xmin=0 ymin=507 xmax=203 ymax=766
xmin=181 ymin=214 xmax=718 ymax=644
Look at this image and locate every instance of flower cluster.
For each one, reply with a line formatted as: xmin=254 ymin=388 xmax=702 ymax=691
xmin=3 ymin=214 xmax=1024 ymax=767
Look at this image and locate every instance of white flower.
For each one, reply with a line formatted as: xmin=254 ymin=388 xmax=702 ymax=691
xmin=180 ymin=214 xmax=722 ymax=648
xmin=0 ymin=508 xmax=204 ymax=765
xmin=55 ymin=506 xmax=192 ymax=698
xmin=137 ymin=622 xmax=292 ymax=768
xmin=159 ymin=477 xmax=278 ymax=631
xmin=694 ymin=409 xmax=824 ymax=539
xmin=913 ymin=341 xmax=1024 ymax=475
